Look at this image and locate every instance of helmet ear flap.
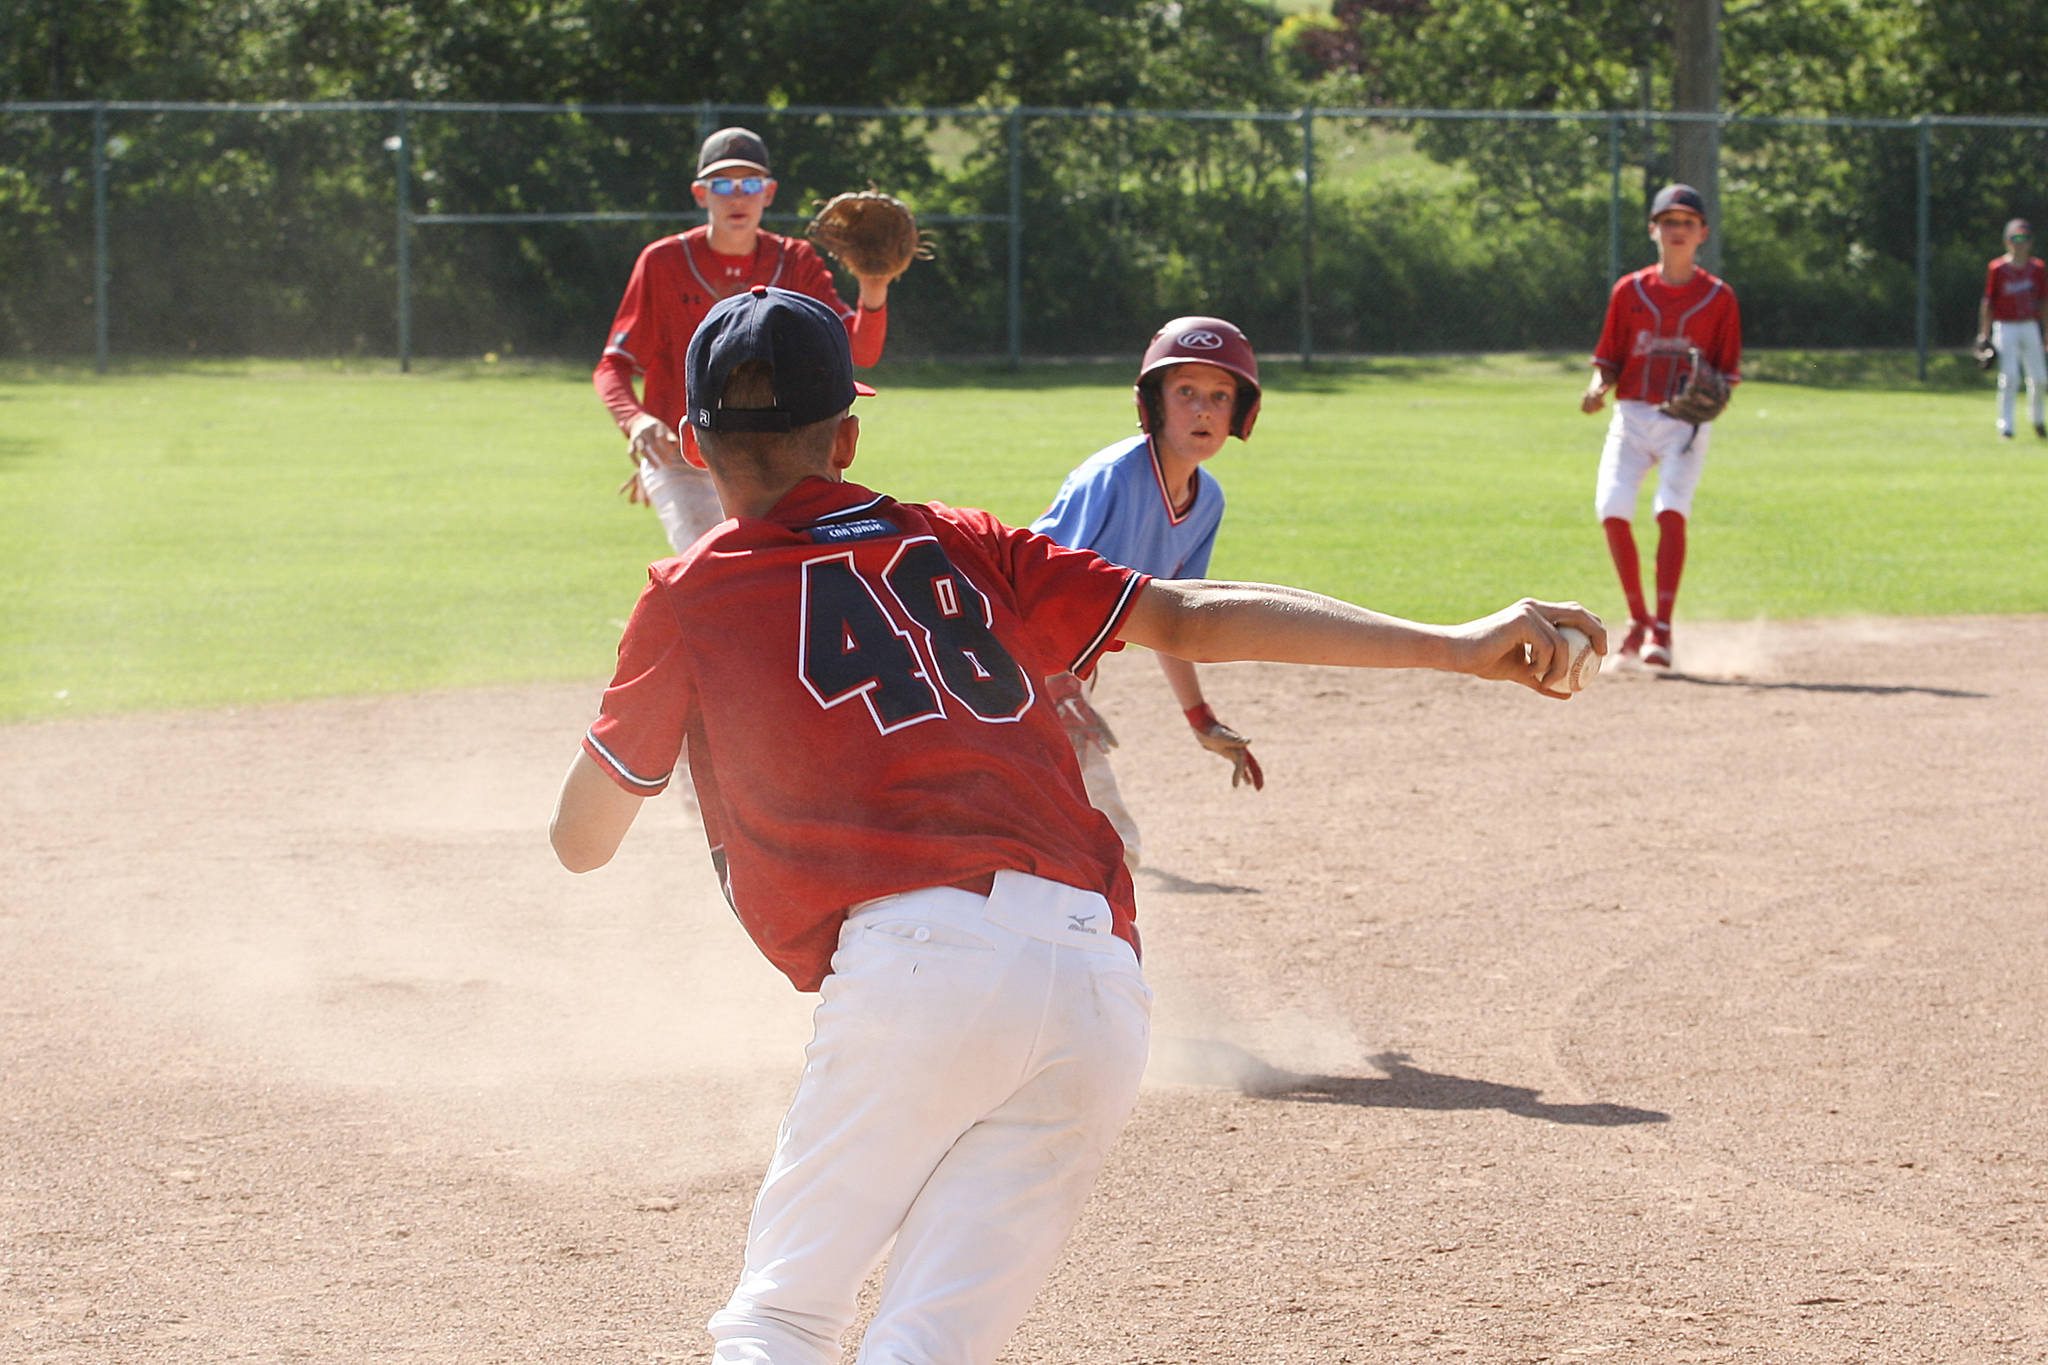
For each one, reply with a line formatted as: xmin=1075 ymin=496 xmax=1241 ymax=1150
xmin=1232 ymin=387 xmax=1261 ymax=440
xmin=1134 ymin=377 xmax=1164 ymax=435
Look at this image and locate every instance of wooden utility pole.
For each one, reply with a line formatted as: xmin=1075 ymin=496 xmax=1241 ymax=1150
xmin=1672 ymin=0 xmax=1723 ymax=269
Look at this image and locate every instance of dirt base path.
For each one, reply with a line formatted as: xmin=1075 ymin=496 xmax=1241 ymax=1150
xmin=5 ymin=617 xmax=2045 ymax=1363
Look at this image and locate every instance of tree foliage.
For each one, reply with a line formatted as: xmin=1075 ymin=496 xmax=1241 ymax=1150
xmin=2 ymin=1 xmax=2045 ymax=359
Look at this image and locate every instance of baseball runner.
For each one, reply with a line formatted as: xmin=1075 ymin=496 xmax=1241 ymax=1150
xmin=1032 ymin=316 xmax=1266 ymax=871
xmin=593 ymin=126 xmax=898 ymax=556
xmin=1975 ymin=216 xmax=2047 ymax=440
xmin=551 ymin=284 xmax=1605 ymax=1365
xmin=1580 ymin=183 xmax=1742 ymax=670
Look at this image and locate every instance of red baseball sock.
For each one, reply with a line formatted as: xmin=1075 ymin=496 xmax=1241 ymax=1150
xmin=1654 ymin=510 xmax=1687 ymax=628
xmin=1603 ymin=518 xmax=1649 ymax=623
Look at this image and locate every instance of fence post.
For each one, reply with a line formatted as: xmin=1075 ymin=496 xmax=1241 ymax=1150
xmin=394 ymin=104 xmax=413 ymax=373
xmin=1915 ymin=115 xmax=1930 ymax=381
xmin=93 ymin=103 xmax=109 ymax=374
xmin=1299 ymin=107 xmax=1315 ymax=369
xmin=1607 ymin=112 xmax=1623 ymax=286
xmin=1007 ymin=108 xmax=1022 ymax=370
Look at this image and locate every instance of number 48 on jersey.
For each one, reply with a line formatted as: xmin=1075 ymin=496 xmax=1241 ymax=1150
xmin=799 ymin=537 xmax=1033 ymax=734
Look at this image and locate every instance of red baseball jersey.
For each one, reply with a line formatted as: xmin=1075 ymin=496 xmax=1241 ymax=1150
xmin=1591 ymin=266 xmax=1743 ymax=404
xmin=1984 ymin=255 xmax=2047 ymax=323
xmin=582 ymin=477 xmax=1148 ymax=992
xmin=593 ymin=226 xmax=886 ymax=439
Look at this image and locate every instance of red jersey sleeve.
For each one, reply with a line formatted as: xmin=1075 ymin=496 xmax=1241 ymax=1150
xmin=593 ymin=244 xmax=671 ymax=433
xmin=781 ymin=238 xmax=887 ymax=367
xmin=1591 ymin=276 xmax=1632 ymax=377
xmin=928 ymin=504 xmax=1147 ymax=678
xmin=1706 ymin=286 xmax=1742 ymax=381
xmin=582 ymin=570 xmax=694 ymax=795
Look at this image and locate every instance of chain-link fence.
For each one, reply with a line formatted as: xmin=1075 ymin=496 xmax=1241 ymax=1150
xmin=2 ymin=100 xmax=2042 ymax=373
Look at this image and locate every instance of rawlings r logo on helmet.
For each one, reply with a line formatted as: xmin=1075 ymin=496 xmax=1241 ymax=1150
xmin=1176 ymin=329 xmax=1225 ymax=350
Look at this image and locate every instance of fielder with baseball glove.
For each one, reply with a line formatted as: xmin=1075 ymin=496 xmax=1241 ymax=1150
xmin=593 ymin=127 xmax=900 ymax=561
xmin=1976 ymin=217 xmax=2047 ymax=438
xmin=1580 ymin=183 xmax=1742 ymax=672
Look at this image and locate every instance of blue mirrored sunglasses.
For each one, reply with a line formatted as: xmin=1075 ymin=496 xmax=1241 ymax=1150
xmin=699 ymin=175 xmax=768 ymax=196
xmin=2011 ymin=233 xmax=2033 ymax=243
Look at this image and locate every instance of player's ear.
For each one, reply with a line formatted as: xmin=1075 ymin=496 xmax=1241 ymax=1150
xmin=830 ymin=413 xmax=859 ymax=473
xmin=680 ymin=426 xmax=709 ymax=470
xmin=763 ymin=178 xmax=778 ymax=206
xmin=691 ymin=182 xmax=710 ymax=209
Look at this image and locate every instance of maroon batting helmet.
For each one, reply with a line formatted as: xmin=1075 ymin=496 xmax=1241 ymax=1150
xmin=1134 ymin=316 xmax=1262 ymax=439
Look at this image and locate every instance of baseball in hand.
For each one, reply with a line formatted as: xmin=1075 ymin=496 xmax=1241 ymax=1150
xmin=1558 ymin=626 xmax=1600 ymax=692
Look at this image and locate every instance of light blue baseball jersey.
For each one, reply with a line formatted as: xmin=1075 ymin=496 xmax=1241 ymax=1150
xmin=1031 ymin=434 xmax=1224 ymax=580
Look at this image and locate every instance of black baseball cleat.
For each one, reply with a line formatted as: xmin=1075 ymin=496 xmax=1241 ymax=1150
xmin=2036 ymin=422 xmax=2046 ymax=438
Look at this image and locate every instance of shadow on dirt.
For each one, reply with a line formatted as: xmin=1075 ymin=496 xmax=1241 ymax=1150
xmin=1152 ymin=1042 xmax=1669 ymax=1127
xmin=1657 ymin=673 xmax=1987 ymax=700
xmin=1140 ymin=867 xmax=1261 ymax=895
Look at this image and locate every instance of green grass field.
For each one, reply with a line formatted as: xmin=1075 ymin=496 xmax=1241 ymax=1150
xmin=1 ymin=355 xmax=2039 ymax=723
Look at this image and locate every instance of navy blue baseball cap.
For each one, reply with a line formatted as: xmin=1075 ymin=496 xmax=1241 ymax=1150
xmin=685 ymin=285 xmax=874 ymax=433
xmin=1650 ymin=183 xmax=1708 ymax=221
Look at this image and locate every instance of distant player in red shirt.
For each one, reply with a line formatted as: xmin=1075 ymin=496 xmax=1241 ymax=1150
xmin=593 ymin=126 xmax=898 ymax=555
xmin=551 ymin=286 xmax=1604 ymax=1364
xmin=1580 ymin=183 xmax=1742 ymax=670
xmin=1975 ymin=216 xmax=2046 ymax=440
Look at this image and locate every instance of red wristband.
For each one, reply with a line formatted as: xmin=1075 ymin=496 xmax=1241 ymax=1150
xmin=1184 ymin=703 xmax=1218 ymax=731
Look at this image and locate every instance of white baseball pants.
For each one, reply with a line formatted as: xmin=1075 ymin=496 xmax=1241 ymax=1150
xmin=707 ymin=871 xmax=1153 ymax=1365
xmin=1991 ymin=319 xmax=2046 ymax=435
xmin=1594 ymin=399 xmax=1712 ymax=523
xmin=638 ymin=458 xmax=727 ymax=556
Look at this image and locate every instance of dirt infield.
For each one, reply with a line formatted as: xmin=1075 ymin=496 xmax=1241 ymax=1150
xmin=5 ymin=616 xmax=2046 ymax=1363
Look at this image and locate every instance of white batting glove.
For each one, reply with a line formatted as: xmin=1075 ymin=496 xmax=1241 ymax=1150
xmin=1185 ymin=704 xmax=1264 ymax=791
xmin=1046 ymin=672 xmax=1117 ymax=754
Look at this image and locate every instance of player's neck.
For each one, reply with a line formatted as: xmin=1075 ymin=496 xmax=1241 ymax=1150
xmin=2008 ymin=250 xmax=2033 ymax=268
xmin=705 ymin=222 xmax=762 ymax=258
xmin=1656 ymin=252 xmax=1700 ymax=286
xmin=1149 ymin=438 xmax=1200 ymax=514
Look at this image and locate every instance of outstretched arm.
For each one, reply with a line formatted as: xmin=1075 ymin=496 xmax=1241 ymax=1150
xmin=1120 ymin=580 xmax=1604 ymax=700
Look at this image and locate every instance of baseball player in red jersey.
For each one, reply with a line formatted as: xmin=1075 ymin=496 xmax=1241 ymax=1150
xmin=552 ymin=285 xmax=1604 ymax=1365
xmin=1580 ymin=183 xmax=1742 ymax=670
xmin=594 ymin=126 xmax=898 ymax=555
xmin=1975 ymin=216 xmax=2047 ymax=440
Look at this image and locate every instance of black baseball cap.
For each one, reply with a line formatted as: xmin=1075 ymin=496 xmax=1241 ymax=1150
xmin=685 ymin=286 xmax=875 ymax=433
xmin=697 ymin=126 xmax=772 ymax=177
xmin=2006 ymin=217 xmax=2034 ymax=240
xmin=1650 ymin=183 xmax=1708 ymax=221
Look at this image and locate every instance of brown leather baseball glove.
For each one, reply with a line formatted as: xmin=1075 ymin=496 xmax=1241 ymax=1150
xmin=1658 ymin=347 xmax=1731 ymax=425
xmin=1974 ymin=338 xmax=1998 ymax=371
xmin=806 ymin=189 xmax=932 ymax=281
